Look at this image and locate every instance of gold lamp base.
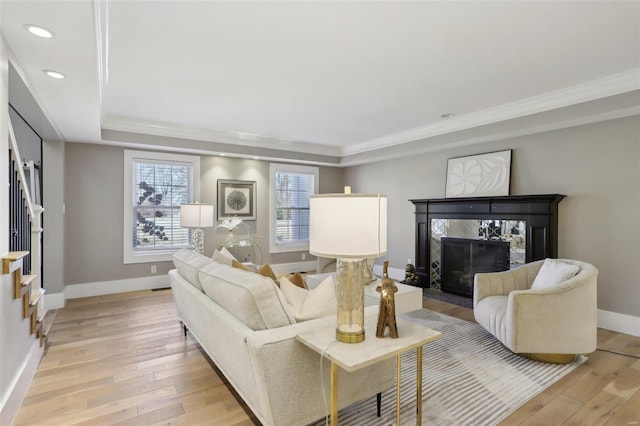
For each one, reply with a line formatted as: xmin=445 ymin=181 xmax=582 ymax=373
xmin=336 ymin=329 xmax=365 ymax=343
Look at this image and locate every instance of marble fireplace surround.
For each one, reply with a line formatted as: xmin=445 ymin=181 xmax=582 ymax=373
xmin=410 ymin=194 xmax=565 ymax=293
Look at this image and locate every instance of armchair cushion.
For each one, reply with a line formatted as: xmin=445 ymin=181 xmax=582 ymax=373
xmin=530 ymin=258 xmax=579 ymax=290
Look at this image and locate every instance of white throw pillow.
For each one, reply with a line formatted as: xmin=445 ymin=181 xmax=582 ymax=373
xmin=212 ymin=247 xmax=236 ymax=265
xmin=279 ymin=275 xmax=337 ymax=321
xmin=530 ymin=259 xmax=580 ymax=290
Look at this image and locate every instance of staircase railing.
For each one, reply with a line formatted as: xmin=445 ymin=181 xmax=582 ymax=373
xmin=7 ymin=119 xmax=43 ymax=287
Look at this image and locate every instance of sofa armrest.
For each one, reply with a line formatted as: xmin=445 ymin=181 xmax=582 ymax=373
xmin=506 ymin=271 xmax=598 ymax=354
xmin=473 ymin=260 xmax=543 ymax=310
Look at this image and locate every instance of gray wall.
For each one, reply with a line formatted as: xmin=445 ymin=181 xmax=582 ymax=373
xmin=64 ymin=142 xmax=344 ymax=284
xmin=344 ymin=115 xmax=640 ymax=317
xmin=43 ymin=139 xmax=65 ymax=294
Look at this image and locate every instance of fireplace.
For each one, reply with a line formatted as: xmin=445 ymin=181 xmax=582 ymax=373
xmin=440 ymin=237 xmax=510 ymax=297
xmin=410 ymin=194 xmax=565 ymax=293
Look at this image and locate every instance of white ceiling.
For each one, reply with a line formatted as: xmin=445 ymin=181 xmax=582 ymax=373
xmin=2 ymin=0 xmax=639 ymax=162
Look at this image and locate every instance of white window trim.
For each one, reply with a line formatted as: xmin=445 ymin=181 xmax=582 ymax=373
xmin=123 ymin=149 xmax=200 ymax=264
xmin=269 ymin=163 xmax=319 ymax=254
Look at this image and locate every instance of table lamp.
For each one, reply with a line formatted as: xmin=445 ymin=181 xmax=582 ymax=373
xmin=309 ymin=192 xmax=387 ymax=343
xmin=180 ymin=203 xmax=214 ymax=254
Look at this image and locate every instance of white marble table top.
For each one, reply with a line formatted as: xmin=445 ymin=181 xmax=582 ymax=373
xmin=296 ymin=311 xmax=442 ymax=372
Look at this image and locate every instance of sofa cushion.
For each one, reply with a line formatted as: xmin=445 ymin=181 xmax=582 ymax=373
xmin=199 ymin=262 xmax=295 ymax=330
xmin=531 ymin=258 xmax=580 ymax=290
xmin=172 ymin=249 xmax=213 ymax=291
xmin=279 ymin=274 xmax=337 ymax=321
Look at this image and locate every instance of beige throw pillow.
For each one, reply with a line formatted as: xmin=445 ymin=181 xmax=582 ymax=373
xmin=287 ymin=271 xmax=308 ymax=289
xmin=232 ymin=259 xmax=253 ymax=272
xmin=258 ymin=264 xmax=278 ymax=285
xmin=279 ymin=275 xmax=336 ymax=321
xmin=530 ymin=259 xmax=580 ymax=290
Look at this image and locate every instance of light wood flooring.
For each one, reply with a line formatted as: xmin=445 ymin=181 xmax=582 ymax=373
xmin=13 ymin=290 xmax=640 ymax=425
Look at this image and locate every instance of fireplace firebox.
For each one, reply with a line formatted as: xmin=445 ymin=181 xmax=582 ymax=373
xmin=440 ymin=237 xmax=510 ymax=297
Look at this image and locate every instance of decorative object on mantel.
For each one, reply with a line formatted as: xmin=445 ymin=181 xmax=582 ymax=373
xmin=217 ymin=179 xmax=256 ymax=220
xmin=310 ymin=191 xmax=387 ymax=344
xmin=180 ymin=203 xmax=214 ymax=255
xmin=445 ymin=149 xmax=512 ymax=198
xmin=376 ymin=261 xmax=399 ymax=338
xmin=404 ymin=262 xmax=420 ymax=285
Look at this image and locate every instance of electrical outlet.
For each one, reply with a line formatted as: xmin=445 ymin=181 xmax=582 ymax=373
xmin=151 ymin=265 xmax=157 ymax=274
xmin=301 ymin=253 xmax=306 ymax=260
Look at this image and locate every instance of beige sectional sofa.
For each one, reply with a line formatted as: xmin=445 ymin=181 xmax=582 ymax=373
xmin=170 ymin=249 xmax=395 ymax=426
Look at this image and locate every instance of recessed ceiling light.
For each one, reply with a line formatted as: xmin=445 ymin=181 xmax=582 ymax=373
xmin=43 ymin=70 xmax=65 ymax=79
xmin=441 ymin=113 xmax=456 ymax=119
xmin=25 ymin=25 xmax=53 ymax=38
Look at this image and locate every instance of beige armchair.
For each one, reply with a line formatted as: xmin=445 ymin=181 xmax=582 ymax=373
xmin=473 ymin=259 xmax=598 ymax=363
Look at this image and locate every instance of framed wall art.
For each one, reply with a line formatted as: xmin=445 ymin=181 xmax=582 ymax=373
xmin=217 ymin=179 xmax=257 ymax=220
xmin=445 ymin=150 xmax=512 ymax=198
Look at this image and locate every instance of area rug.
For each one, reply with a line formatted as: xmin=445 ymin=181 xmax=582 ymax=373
xmin=312 ymin=309 xmax=585 ymax=426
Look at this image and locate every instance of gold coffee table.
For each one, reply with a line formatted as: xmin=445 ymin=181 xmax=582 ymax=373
xmin=296 ymin=313 xmax=442 ymax=425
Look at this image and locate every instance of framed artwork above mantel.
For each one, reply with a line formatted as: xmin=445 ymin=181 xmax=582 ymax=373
xmin=445 ymin=150 xmax=512 ymax=198
xmin=217 ymin=179 xmax=256 ymax=221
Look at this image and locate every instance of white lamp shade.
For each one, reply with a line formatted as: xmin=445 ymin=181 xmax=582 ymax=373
xmin=309 ymin=194 xmax=387 ymax=259
xmin=180 ymin=203 xmax=214 ymax=228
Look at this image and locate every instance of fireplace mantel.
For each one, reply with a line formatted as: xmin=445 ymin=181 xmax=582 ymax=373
xmin=409 ymin=194 xmax=565 ymax=288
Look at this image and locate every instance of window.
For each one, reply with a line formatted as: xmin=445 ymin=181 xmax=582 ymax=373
xmin=123 ymin=150 xmax=200 ymax=264
xmin=269 ymin=163 xmax=319 ymax=253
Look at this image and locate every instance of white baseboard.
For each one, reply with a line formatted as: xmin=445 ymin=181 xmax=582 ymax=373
xmin=270 ymin=260 xmax=317 ymax=275
xmin=0 ymin=339 xmax=44 ymax=426
xmin=598 ymin=309 xmax=640 ymax=337
xmin=65 ymin=275 xmax=170 ymax=300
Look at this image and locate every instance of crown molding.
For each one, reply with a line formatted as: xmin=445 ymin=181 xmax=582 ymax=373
xmin=101 ymin=116 xmax=342 ymax=157
xmin=341 ymin=69 xmax=640 ymax=156
xmin=338 ymin=104 xmax=640 ymax=167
